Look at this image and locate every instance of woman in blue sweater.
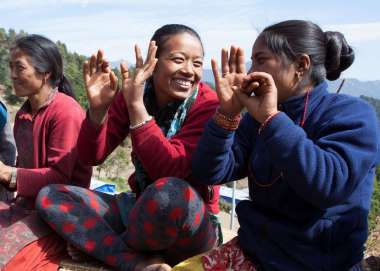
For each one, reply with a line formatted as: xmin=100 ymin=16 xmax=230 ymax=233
xmin=191 ymin=20 xmax=380 ymax=271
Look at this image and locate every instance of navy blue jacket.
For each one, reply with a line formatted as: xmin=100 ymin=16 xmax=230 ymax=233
xmin=192 ymin=81 xmax=380 ymax=271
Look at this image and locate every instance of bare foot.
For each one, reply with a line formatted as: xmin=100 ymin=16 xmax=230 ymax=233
xmin=66 ymin=243 xmax=91 ymax=261
xmin=134 ymin=255 xmax=171 ymax=271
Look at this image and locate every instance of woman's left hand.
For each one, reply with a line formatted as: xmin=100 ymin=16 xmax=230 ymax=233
xmin=121 ymin=41 xmax=158 ymax=126
xmin=235 ymin=71 xmax=279 ymax=123
xmin=0 ymin=161 xmax=12 ymax=186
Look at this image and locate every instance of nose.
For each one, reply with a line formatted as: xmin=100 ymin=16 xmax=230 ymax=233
xmin=180 ymin=61 xmax=194 ymax=76
xmin=10 ymin=67 xmax=17 ymax=80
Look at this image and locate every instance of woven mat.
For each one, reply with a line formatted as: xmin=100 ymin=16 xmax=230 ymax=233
xmin=59 ymin=258 xmax=113 ymax=271
xmin=58 ymin=255 xmax=380 ymax=271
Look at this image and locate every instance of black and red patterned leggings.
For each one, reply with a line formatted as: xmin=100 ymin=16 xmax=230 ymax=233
xmin=36 ymin=177 xmax=217 ymax=271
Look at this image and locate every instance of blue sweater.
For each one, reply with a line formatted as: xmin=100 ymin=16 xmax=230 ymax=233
xmin=192 ymin=81 xmax=380 ymax=271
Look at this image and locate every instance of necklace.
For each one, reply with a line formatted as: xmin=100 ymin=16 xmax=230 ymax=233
xmin=251 ymin=89 xmax=311 ymax=188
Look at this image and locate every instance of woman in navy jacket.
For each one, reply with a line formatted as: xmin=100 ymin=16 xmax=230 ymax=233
xmin=192 ymin=20 xmax=380 ymax=271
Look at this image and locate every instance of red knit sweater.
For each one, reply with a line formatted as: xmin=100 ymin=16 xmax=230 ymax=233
xmin=78 ymin=83 xmax=220 ymax=213
xmin=14 ymin=92 xmax=92 ymax=202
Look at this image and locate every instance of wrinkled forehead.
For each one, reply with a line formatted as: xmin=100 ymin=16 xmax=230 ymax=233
xmin=10 ymin=48 xmax=30 ymax=62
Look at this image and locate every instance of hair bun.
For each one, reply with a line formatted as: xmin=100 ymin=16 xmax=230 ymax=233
xmin=324 ymin=31 xmax=355 ymax=80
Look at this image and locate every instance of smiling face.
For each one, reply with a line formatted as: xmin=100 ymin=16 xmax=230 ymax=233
xmin=249 ymin=36 xmax=298 ymax=103
xmin=9 ymin=48 xmax=47 ymax=98
xmin=152 ymin=32 xmax=204 ymax=107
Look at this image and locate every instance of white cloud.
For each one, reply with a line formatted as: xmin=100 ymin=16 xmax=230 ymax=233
xmin=325 ymin=22 xmax=380 ymax=43
xmin=1 ymin=1 xmax=379 ymax=79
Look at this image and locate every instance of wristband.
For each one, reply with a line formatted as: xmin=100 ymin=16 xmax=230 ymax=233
xmin=129 ymin=116 xmax=153 ymax=130
xmin=213 ymin=108 xmax=241 ymax=131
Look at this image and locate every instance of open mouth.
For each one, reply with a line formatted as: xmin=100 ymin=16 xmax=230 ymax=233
xmin=172 ymin=78 xmax=193 ymax=90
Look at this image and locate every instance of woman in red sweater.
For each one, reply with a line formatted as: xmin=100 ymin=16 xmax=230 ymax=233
xmin=37 ymin=24 xmax=220 ymax=271
xmin=0 ymin=34 xmax=92 ymax=270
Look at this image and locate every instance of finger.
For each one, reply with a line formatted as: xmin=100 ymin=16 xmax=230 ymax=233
xmin=96 ymin=49 xmax=104 ymax=72
xmin=102 ymin=59 xmax=111 ymax=73
xmin=211 ymin=58 xmax=221 ymax=88
xmin=243 ymin=71 xmax=274 ymax=86
xmin=109 ymin=71 xmax=118 ymax=91
xmin=236 ymin=47 xmax=246 ymax=73
xmin=221 ymin=48 xmax=229 ymax=77
xmin=144 ymin=41 xmax=157 ymax=66
xmin=234 ymin=86 xmax=251 ymax=106
xmin=89 ymin=54 xmax=97 ymax=75
xmin=143 ymin=58 xmax=158 ymax=80
xmin=82 ymin=61 xmax=90 ymax=84
xmin=241 ymin=81 xmax=260 ymax=96
xmin=242 ymin=73 xmax=261 ymax=89
xmin=120 ymin=62 xmax=129 ymax=80
xmin=135 ymin=44 xmax=144 ymax=68
xmin=228 ymin=46 xmax=237 ymax=73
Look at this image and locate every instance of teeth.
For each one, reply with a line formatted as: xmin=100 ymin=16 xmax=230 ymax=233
xmin=174 ymin=79 xmax=192 ymax=87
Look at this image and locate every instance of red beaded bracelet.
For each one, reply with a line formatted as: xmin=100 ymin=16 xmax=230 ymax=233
xmin=213 ymin=108 xmax=241 ymax=131
xmin=258 ymin=111 xmax=280 ymax=135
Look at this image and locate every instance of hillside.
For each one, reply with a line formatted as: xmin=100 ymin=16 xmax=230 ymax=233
xmin=202 ymin=68 xmax=380 ymax=98
xmin=0 ymin=28 xmax=88 ymax=108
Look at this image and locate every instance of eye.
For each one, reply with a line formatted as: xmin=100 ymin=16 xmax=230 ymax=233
xmin=16 ymin=64 xmax=26 ymax=72
xmin=172 ymin=57 xmax=184 ymax=64
xmin=193 ymin=60 xmax=203 ymax=68
xmin=256 ymin=57 xmax=266 ymax=65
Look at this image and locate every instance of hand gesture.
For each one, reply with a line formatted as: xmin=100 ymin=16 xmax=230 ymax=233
xmin=236 ymin=72 xmax=279 ymax=123
xmin=120 ymin=41 xmax=158 ymax=109
xmin=211 ymin=46 xmax=246 ymax=116
xmin=0 ymin=160 xmax=12 ymax=186
xmin=83 ymin=50 xmax=118 ymax=125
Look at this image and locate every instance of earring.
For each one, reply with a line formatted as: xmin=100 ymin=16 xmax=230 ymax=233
xmin=296 ymin=72 xmax=303 ymax=81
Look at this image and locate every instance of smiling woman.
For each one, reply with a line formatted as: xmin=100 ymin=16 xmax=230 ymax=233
xmin=36 ymin=24 xmax=221 ymax=271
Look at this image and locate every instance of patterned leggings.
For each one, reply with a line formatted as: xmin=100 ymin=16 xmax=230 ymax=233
xmin=36 ymin=177 xmax=217 ymax=271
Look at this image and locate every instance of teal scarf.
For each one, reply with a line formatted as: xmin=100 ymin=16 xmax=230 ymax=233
xmin=132 ymin=82 xmax=199 ymax=193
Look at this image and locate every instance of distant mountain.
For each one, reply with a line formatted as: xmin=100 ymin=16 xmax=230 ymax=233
xmin=202 ymin=69 xmax=380 ymax=99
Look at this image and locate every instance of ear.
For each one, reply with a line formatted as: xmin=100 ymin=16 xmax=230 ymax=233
xmin=295 ymin=54 xmax=311 ymax=76
xmin=43 ymin=72 xmax=51 ymax=84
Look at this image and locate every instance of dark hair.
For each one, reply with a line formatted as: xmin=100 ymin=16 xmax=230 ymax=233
xmin=150 ymin=24 xmax=204 ymax=58
xmin=259 ymin=20 xmax=355 ymax=85
xmin=12 ymin=34 xmax=76 ymax=99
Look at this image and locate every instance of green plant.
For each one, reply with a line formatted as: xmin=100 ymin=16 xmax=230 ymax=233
xmin=369 ymin=172 xmax=380 ymax=232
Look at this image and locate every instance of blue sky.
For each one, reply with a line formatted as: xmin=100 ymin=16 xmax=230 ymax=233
xmin=0 ymin=0 xmax=379 ymax=81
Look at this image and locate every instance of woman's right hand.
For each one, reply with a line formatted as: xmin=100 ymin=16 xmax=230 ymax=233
xmin=83 ymin=50 xmax=118 ymax=125
xmin=211 ymin=46 xmax=246 ymax=116
xmin=120 ymin=41 xmax=157 ymax=126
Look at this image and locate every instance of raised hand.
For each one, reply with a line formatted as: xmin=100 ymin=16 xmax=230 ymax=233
xmin=235 ymin=72 xmax=279 ymax=123
xmin=83 ymin=50 xmax=118 ymax=125
xmin=120 ymin=41 xmax=158 ymax=126
xmin=211 ymin=46 xmax=246 ymax=116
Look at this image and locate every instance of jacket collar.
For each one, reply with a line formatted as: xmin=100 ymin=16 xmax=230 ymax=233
xmin=279 ymin=81 xmax=329 ymax=125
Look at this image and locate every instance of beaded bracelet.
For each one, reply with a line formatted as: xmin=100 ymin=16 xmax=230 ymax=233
xmin=129 ymin=116 xmax=153 ymax=130
xmin=213 ymin=108 xmax=241 ymax=131
xmin=258 ymin=111 xmax=280 ymax=135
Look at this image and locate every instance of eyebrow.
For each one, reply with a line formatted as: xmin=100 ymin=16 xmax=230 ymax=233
xmin=10 ymin=60 xmax=25 ymax=65
xmin=167 ymin=51 xmax=203 ymax=58
xmin=252 ymin=51 xmax=267 ymax=59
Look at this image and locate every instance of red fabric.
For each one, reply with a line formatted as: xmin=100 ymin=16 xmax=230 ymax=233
xmin=202 ymin=237 xmax=257 ymax=271
xmin=78 ymin=83 xmax=220 ymax=213
xmin=14 ymin=92 xmax=92 ymax=201
xmin=3 ymin=234 xmax=66 ymax=271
